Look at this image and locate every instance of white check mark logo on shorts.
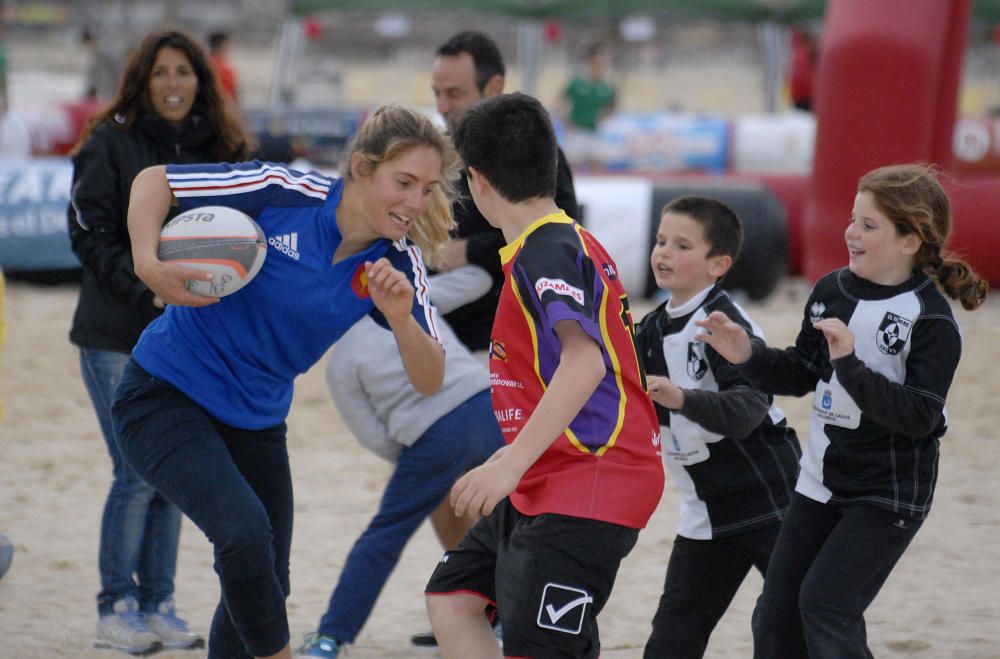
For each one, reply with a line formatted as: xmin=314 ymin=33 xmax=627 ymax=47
xmin=545 ymin=594 xmax=593 ymax=623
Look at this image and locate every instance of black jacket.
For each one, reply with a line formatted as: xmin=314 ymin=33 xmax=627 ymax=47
xmin=444 ymin=147 xmax=578 ymax=351
xmin=68 ymin=114 xmax=219 ymax=352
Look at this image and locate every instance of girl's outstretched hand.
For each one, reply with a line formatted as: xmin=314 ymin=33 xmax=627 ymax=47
xmin=813 ymin=318 xmax=855 ymax=360
xmin=694 ymin=311 xmax=753 ymax=364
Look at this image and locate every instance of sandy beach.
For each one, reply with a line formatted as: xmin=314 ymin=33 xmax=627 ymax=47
xmin=1 ymin=276 xmax=999 ymax=658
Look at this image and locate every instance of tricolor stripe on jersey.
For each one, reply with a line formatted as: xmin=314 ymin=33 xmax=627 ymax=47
xmin=169 ymin=162 xmax=330 ymax=200
xmin=395 ymin=239 xmax=439 ymax=341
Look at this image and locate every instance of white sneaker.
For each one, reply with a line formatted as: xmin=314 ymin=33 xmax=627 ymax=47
xmin=146 ymin=598 xmax=205 ymax=650
xmin=95 ymin=596 xmax=162 ymax=656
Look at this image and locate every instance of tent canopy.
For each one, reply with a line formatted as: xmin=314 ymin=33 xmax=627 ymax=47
xmin=290 ymin=0 xmax=827 ymax=22
xmin=289 ymin=0 xmax=1000 ymax=24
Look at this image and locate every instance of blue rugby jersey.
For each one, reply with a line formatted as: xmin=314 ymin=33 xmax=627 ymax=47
xmin=132 ymin=161 xmax=438 ymax=429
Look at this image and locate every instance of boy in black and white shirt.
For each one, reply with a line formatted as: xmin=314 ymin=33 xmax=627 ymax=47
xmin=635 ymin=196 xmax=801 ymax=658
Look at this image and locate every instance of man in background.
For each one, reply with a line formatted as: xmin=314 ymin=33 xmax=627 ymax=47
xmin=82 ymin=28 xmax=119 ymax=103
xmin=430 ymin=30 xmax=579 ymax=353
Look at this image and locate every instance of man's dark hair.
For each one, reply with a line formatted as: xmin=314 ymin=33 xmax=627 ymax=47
xmin=585 ymin=41 xmax=606 ymax=60
xmin=454 ymin=92 xmax=557 ymax=202
xmin=208 ymin=31 xmax=229 ymax=52
xmin=661 ymin=196 xmax=743 ymax=260
xmin=435 ymin=31 xmax=505 ymax=93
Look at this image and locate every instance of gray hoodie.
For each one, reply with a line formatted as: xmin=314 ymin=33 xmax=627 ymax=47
xmin=325 ymin=266 xmax=493 ymax=461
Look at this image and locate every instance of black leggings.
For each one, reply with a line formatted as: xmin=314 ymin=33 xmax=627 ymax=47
xmin=752 ymin=494 xmax=922 ymax=659
xmin=644 ymin=524 xmax=779 ymax=659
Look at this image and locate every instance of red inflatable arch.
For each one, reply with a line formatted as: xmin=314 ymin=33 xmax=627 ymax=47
xmin=804 ymin=0 xmax=1000 ymax=284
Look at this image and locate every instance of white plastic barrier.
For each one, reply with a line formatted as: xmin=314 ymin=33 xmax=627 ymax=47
xmin=573 ymin=175 xmax=654 ymax=299
xmin=574 ymin=175 xmax=789 ymax=301
xmin=731 ymin=112 xmax=816 ymax=173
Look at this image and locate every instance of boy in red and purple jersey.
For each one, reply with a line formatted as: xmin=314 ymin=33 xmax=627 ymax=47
xmin=425 ymin=92 xmax=664 ymax=659
xmin=490 ymin=217 xmax=662 ymax=527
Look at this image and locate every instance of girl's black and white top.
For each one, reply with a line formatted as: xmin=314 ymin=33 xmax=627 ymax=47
xmin=635 ymin=285 xmax=801 ymax=540
xmin=740 ymin=268 xmax=961 ymax=520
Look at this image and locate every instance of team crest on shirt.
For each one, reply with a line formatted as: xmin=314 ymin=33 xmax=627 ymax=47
xmin=876 ymin=312 xmax=912 ymax=355
xmin=350 ymin=263 xmax=369 ymax=298
xmin=489 ymin=340 xmax=508 ymax=362
xmin=809 ymin=301 xmax=826 ymax=324
xmin=687 ymin=342 xmax=708 ymax=380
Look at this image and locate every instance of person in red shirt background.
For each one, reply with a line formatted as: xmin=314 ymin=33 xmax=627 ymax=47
xmin=208 ymin=31 xmax=238 ymax=106
xmin=789 ymin=28 xmax=817 ymax=112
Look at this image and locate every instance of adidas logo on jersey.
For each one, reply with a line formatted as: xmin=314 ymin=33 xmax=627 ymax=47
xmin=269 ymin=232 xmax=300 ymax=260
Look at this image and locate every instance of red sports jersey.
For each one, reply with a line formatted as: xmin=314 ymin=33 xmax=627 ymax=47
xmin=491 ymin=211 xmax=664 ymax=529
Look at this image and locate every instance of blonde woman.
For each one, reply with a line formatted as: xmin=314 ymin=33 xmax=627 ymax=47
xmin=112 ymin=104 xmax=459 ymax=659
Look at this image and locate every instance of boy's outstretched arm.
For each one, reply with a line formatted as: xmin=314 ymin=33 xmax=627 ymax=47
xmin=694 ymin=311 xmax=753 ymax=364
xmin=649 ymin=373 xmax=770 ymax=440
xmin=451 ymin=319 xmax=605 ymax=517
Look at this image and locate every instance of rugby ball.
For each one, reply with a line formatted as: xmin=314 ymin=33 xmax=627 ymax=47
xmin=158 ymin=205 xmax=267 ymax=297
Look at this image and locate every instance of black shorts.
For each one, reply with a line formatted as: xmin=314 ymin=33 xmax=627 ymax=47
xmin=425 ymin=498 xmax=639 ymax=659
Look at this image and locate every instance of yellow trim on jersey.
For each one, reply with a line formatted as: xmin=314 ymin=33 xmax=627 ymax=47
xmin=507 ymin=215 xmax=588 ymax=455
xmin=593 ymin=279 xmax=628 ymax=457
xmin=576 ymin=223 xmax=628 ymax=457
xmin=508 ymin=270 xmax=548 ymax=436
xmin=499 ymin=210 xmax=574 ymax=266
xmin=506 ymin=216 xmax=633 ymax=457
xmin=561 ymin=223 xmax=598 ymax=454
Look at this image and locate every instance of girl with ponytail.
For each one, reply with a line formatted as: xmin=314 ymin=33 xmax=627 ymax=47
xmin=694 ymin=163 xmax=986 ymax=657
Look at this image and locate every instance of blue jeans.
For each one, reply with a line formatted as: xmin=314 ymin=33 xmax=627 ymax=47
xmin=112 ymin=360 xmax=292 ymax=659
xmin=79 ymin=348 xmax=181 ymax=615
xmin=318 ymin=389 xmax=503 ymax=643
xmin=752 ymin=494 xmax=923 ymax=659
